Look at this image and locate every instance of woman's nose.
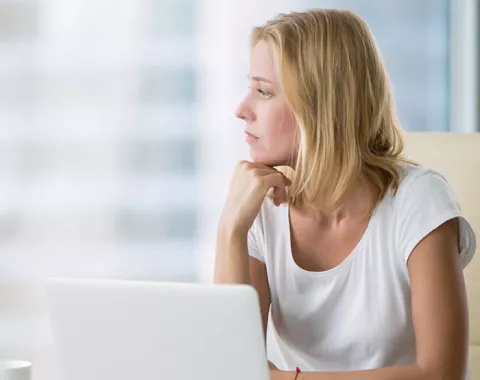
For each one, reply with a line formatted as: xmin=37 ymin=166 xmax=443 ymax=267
xmin=235 ymin=98 xmax=255 ymax=122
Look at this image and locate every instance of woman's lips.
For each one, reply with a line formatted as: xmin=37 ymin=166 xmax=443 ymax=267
xmin=245 ymin=130 xmax=259 ymax=143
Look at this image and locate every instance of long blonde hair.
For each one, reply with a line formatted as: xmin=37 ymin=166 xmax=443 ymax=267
xmin=252 ymin=9 xmax=411 ymax=212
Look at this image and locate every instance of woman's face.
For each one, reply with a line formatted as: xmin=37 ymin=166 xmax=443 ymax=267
xmin=235 ymin=40 xmax=296 ymax=167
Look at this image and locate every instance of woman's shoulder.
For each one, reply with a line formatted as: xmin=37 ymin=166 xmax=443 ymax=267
xmin=387 ymin=163 xmax=459 ymax=223
xmin=252 ymin=197 xmax=288 ymax=231
xmin=397 ymin=163 xmax=445 ymax=188
xmin=393 ymin=164 xmax=453 ymax=202
xmin=248 ymin=197 xmax=288 ymax=262
xmin=387 ymin=164 xmax=476 ymax=268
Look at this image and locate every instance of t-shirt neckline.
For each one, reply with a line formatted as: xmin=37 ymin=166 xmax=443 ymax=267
xmin=283 ymin=201 xmax=381 ymax=278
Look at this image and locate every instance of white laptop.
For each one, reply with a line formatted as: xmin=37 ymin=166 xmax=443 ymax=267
xmin=46 ymin=278 xmax=270 ymax=380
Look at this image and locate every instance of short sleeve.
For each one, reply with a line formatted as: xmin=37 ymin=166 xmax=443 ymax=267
xmin=248 ymin=222 xmax=265 ymax=263
xmin=396 ymin=170 xmax=476 ymax=268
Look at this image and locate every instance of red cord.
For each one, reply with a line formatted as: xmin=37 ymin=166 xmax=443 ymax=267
xmin=293 ymin=366 xmax=301 ymax=380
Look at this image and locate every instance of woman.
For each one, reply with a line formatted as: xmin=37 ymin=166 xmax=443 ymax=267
xmin=214 ymin=9 xmax=476 ymax=380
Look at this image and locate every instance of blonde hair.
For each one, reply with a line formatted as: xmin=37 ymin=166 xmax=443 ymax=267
xmin=252 ymin=9 xmax=412 ymax=213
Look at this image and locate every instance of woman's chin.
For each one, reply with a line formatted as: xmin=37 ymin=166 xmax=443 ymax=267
xmin=250 ymin=153 xmax=289 ymax=167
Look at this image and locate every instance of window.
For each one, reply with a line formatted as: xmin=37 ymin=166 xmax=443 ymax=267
xmin=0 ymin=1 xmax=198 ymax=379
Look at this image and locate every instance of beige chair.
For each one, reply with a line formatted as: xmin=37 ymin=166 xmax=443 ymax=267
xmin=404 ymin=132 xmax=480 ymax=379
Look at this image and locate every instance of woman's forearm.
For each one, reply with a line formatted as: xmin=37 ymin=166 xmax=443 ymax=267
xmin=213 ymin=225 xmax=250 ymax=284
xmin=271 ymin=364 xmax=454 ymax=380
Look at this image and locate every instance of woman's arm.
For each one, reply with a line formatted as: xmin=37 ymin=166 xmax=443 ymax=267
xmin=271 ymin=219 xmax=469 ymax=380
xmin=214 ymin=227 xmax=251 ymax=284
xmin=270 ymin=365 xmax=431 ymax=380
xmin=213 ymin=161 xmax=290 ymax=284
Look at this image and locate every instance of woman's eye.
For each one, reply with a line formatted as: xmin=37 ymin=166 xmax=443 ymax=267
xmin=257 ymin=89 xmax=272 ymax=98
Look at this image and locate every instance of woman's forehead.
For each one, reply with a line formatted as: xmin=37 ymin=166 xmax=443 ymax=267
xmin=250 ymin=41 xmax=276 ymax=82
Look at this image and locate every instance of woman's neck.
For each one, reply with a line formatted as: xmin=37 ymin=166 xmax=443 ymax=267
xmin=293 ymin=180 xmax=375 ymax=226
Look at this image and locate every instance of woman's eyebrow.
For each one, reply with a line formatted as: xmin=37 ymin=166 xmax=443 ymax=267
xmin=247 ymin=75 xmax=273 ymax=84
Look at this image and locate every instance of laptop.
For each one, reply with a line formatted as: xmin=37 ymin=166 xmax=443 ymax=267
xmin=46 ymin=278 xmax=270 ymax=380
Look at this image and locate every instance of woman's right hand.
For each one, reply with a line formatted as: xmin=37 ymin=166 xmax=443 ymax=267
xmin=219 ymin=161 xmax=291 ymax=237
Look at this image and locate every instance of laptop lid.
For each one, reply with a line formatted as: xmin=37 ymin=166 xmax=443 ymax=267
xmin=47 ymin=278 xmax=269 ymax=380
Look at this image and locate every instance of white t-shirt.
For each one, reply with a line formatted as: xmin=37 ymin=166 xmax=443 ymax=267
xmin=247 ymin=165 xmax=476 ymax=374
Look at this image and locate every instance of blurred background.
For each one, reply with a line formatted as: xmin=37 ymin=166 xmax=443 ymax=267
xmin=0 ymin=0 xmax=478 ymax=379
